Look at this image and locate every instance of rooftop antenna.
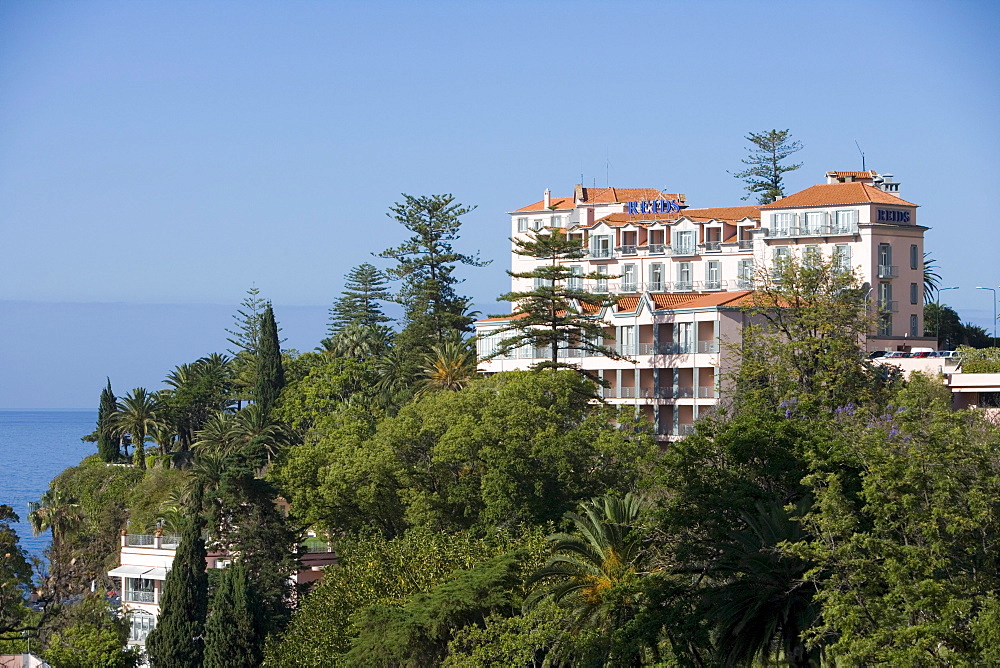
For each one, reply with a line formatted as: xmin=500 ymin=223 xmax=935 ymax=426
xmin=855 ymin=140 xmax=866 ymax=172
xmin=605 ymin=150 xmax=612 ymax=187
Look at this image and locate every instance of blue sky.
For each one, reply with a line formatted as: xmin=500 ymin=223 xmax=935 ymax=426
xmin=2 ymin=0 xmax=998 ymax=408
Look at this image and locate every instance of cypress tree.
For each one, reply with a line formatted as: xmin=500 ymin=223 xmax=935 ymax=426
xmin=146 ymin=504 xmax=208 ymax=668
xmin=203 ymin=562 xmax=261 ymax=668
xmin=96 ymin=378 xmax=119 ymax=462
xmin=254 ymin=304 xmax=285 ymax=417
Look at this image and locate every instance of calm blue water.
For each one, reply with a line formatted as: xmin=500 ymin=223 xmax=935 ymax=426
xmin=0 ymin=410 xmax=96 ymax=558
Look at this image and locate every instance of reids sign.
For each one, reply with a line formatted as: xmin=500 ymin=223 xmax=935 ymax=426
xmin=628 ymin=199 xmax=682 ymax=215
xmin=877 ymin=209 xmax=911 ymax=223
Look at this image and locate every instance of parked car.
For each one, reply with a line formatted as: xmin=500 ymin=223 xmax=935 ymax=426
xmin=884 ymin=351 xmax=911 ymax=358
xmin=868 ymin=350 xmax=887 ymax=359
xmin=931 ymin=350 xmax=962 ymax=359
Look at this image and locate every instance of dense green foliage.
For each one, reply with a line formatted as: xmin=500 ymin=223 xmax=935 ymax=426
xmin=40 ymin=594 xmax=140 ymax=668
xmin=327 ymin=262 xmax=393 ymax=334
xmin=96 ymin=379 xmax=119 ymax=462
xmin=0 ymin=505 xmax=33 ymax=635
xmin=203 ymin=562 xmax=262 ymax=668
xmin=254 ymin=304 xmax=285 ymax=417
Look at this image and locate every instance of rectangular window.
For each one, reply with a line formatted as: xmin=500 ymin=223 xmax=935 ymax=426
xmin=705 ymin=261 xmax=720 ymax=289
xmin=833 ymin=244 xmax=851 ymax=273
xmin=568 ymin=266 xmax=583 ymax=291
xmin=673 ymin=230 xmax=695 ymax=255
xmin=879 ymin=313 xmax=893 ymax=337
xmin=677 ymin=322 xmax=693 ymax=354
xmin=771 ymin=213 xmax=795 ymax=236
xmin=804 ymin=211 xmax=826 ymax=235
xmin=126 ymin=577 xmax=155 ymax=604
xmin=737 ymin=259 xmax=754 ymax=289
xmin=517 ymin=217 xmax=528 ymax=233
xmin=835 ymin=209 xmax=858 ymax=233
xmin=910 ymin=244 xmax=919 ymax=270
xmin=677 ymin=262 xmax=692 ymax=291
xmin=878 ymin=282 xmax=893 ymax=314
xmin=533 ymin=276 xmax=552 ymax=290
xmin=878 ymin=243 xmax=895 ymax=278
xmin=591 ymin=235 xmax=611 ymax=259
xmin=131 ymin=613 xmax=156 ymax=643
xmin=619 ymin=325 xmax=636 ymax=356
xmin=596 ymin=265 xmax=608 ymax=293
xmin=772 ymin=247 xmax=790 ymax=277
xmin=532 ymin=218 xmax=543 ymax=230
xmin=910 ymin=282 xmax=919 ymax=305
xmin=804 ymin=245 xmax=820 ymax=267
xmin=910 ymin=314 xmax=919 ymax=337
xmin=649 ymin=263 xmax=664 ymax=292
xmin=622 ymin=264 xmax=637 ymax=292
xmin=551 ymin=215 xmax=564 ymax=228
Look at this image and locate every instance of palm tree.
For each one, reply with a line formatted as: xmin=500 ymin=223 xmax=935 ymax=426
xmin=704 ymin=500 xmax=820 ymax=668
xmin=319 ymin=323 xmax=391 ymax=360
xmin=419 ymin=337 xmax=477 ymax=393
xmin=231 ymin=403 xmax=290 ymax=467
xmin=28 ymin=488 xmax=83 ymax=547
xmin=149 ymin=423 xmax=177 ymax=458
xmin=110 ymin=387 xmax=162 ymax=470
xmin=193 ymin=412 xmax=240 ymax=455
xmin=924 ymin=252 xmax=942 ymax=304
xmin=373 ymin=346 xmax=415 ymax=410
xmin=526 ymin=494 xmax=647 ymax=636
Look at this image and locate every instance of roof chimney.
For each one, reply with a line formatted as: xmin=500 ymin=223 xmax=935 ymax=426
xmin=544 ymin=188 xmax=551 ymax=209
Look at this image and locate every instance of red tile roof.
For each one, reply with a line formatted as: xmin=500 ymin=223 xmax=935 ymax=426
xmin=826 ymin=170 xmax=877 ymax=179
xmin=616 ymin=296 xmax=641 ymax=313
xmin=512 ymin=197 xmax=575 ymax=213
xmin=578 ymin=187 xmax=682 ymax=204
xmin=648 ymin=291 xmax=754 ymax=310
xmin=678 ymin=206 xmax=761 ymax=221
xmin=761 ymin=183 xmax=916 ymax=208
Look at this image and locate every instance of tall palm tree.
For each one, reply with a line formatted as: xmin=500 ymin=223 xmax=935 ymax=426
xmin=419 ymin=337 xmax=477 ymax=393
xmin=149 ymin=423 xmax=177 ymax=458
xmin=924 ymin=252 xmax=942 ymax=304
xmin=231 ymin=403 xmax=290 ymax=467
xmin=110 ymin=387 xmax=162 ymax=470
xmin=319 ymin=323 xmax=391 ymax=360
xmin=28 ymin=488 xmax=83 ymax=547
xmin=193 ymin=412 xmax=240 ymax=455
xmin=526 ymin=494 xmax=647 ymax=633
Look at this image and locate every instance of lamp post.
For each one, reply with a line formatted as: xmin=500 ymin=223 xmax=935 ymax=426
xmin=975 ymin=286 xmax=997 ymax=346
xmin=936 ymin=286 xmax=958 ymax=346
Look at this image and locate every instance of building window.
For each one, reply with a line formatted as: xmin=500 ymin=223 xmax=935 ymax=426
xmin=677 ymin=322 xmax=693 ymax=354
xmin=737 ymin=259 xmax=754 ymax=289
xmin=833 ymin=244 xmax=851 ymax=273
xmin=835 ymin=209 xmax=858 ymax=233
xmin=533 ymin=276 xmax=552 ymax=290
xmin=649 ymin=263 xmax=664 ymax=292
xmin=804 ymin=211 xmax=826 ymax=235
xmin=125 ymin=577 xmax=155 ymax=604
xmin=131 ymin=611 xmax=156 ymax=644
xmin=619 ymin=325 xmax=636 ymax=356
xmin=878 ymin=243 xmax=894 ymax=278
xmin=771 ymin=213 xmax=795 ymax=236
xmin=673 ymin=230 xmax=695 ymax=255
xmin=591 ymin=235 xmax=611 ymax=258
xmin=622 ymin=264 xmax=637 ymax=292
xmin=910 ymin=244 xmax=919 ymax=270
xmin=910 ymin=314 xmax=919 ymax=337
xmin=878 ymin=281 xmax=894 ymax=315
xmin=568 ymin=266 xmax=583 ymax=291
xmin=677 ymin=262 xmax=692 ymax=291
xmin=517 ymin=217 xmax=528 ymax=233
xmin=706 ymin=261 xmax=720 ymax=290
xmin=879 ymin=314 xmax=893 ymax=337
xmin=772 ymin=247 xmax=790 ymax=277
xmin=532 ymin=218 xmax=543 ymax=231
xmin=910 ymin=282 xmax=919 ymax=305
xmin=551 ymin=215 xmax=563 ymax=228
xmin=596 ymin=265 xmax=608 ymax=293
xmin=804 ymin=245 xmax=820 ymax=267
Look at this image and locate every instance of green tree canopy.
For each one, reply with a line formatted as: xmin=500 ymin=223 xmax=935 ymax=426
xmin=327 ymin=262 xmax=393 ymax=334
xmin=732 ymin=129 xmax=803 ymax=204
xmin=254 ymin=304 xmax=285 ymax=418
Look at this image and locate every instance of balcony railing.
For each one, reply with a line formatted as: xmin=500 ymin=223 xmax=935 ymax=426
xmin=676 ymin=386 xmax=694 ymax=398
xmin=675 ymin=281 xmax=693 ymax=292
xmin=768 ymin=223 xmax=859 ymax=238
xmin=702 ymin=241 xmax=722 ymax=252
xmin=697 ymin=340 xmax=720 ymax=353
xmin=878 ymin=265 xmax=899 ymax=278
xmin=677 ymin=424 xmax=697 ymax=436
xmin=672 ymin=245 xmax=696 ymax=257
xmin=737 ymin=279 xmax=754 ymax=290
xmin=698 ymin=386 xmax=717 ymax=398
xmin=738 ymin=239 xmax=753 ymax=250
xmin=125 ymin=590 xmax=155 ymax=604
xmin=648 ymin=243 xmax=666 ymax=255
xmin=616 ymin=245 xmax=637 ymax=256
xmin=126 ymin=534 xmax=154 ymax=547
xmin=879 ymin=300 xmax=899 ymax=313
xmin=589 ymin=248 xmax=612 ymax=259
xmin=704 ymin=280 xmax=722 ymax=291
xmin=659 ymin=342 xmax=694 ymax=355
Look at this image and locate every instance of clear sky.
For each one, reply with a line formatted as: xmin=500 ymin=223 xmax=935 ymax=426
xmin=2 ymin=0 xmax=998 ymax=408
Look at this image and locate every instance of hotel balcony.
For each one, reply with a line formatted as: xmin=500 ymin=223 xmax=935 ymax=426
xmin=765 ymin=224 xmax=859 ymax=238
xmin=878 ymin=265 xmax=899 ymax=278
xmin=616 ymin=245 xmax=638 ymax=256
xmin=701 ymin=241 xmax=722 ymax=253
xmin=648 ymin=243 xmax=666 ymax=255
xmin=879 ymin=300 xmax=899 ymax=313
xmin=738 ymin=239 xmax=753 ymax=250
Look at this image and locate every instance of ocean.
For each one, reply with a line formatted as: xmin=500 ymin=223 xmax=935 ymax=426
xmin=0 ymin=410 xmax=96 ymax=558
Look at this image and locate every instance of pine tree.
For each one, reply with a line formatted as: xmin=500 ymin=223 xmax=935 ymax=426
xmin=146 ymin=505 xmax=208 ymax=668
xmin=378 ymin=194 xmax=489 ymax=347
xmin=328 ymin=263 xmax=393 ymax=335
xmin=732 ymin=129 xmax=803 ymax=204
xmin=489 ymin=229 xmax=624 ymax=372
xmin=203 ymin=562 xmax=261 ymax=668
xmin=254 ymin=304 xmax=285 ymax=417
xmin=96 ymin=378 xmax=118 ymax=462
xmin=226 ymin=286 xmax=268 ymax=357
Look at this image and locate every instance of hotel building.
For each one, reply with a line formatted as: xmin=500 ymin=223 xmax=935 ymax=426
xmin=475 ymin=171 xmax=934 ymax=437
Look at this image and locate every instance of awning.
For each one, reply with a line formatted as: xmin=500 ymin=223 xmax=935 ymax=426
xmin=143 ymin=568 xmax=169 ymax=581
xmin=107 ymin=565 xmax=151 ymax=578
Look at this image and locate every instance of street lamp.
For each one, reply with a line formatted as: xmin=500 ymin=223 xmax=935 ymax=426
xmin=936 ymin=286 xmax=958 ymax=346
xmin=975 ymin=286 xmax=998 ymax=345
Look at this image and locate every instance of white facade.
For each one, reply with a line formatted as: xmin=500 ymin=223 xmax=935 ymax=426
xmin=476 ymin=172 xmax=933 ymax=437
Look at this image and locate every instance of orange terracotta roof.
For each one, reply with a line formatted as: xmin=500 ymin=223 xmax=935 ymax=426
xmin=475 ymin=312 xmax=530 ymax=324
xmin=579 ymin=187 xmax=683 ymax=204
xmin=650 ymin=293 xmax=698 ymax=309
xmin=679 ymin=206 xmax=761 ymax=221
xmin=512 ymin=196 xmax=575 ymax=213
xmin=761 ymin=183 xmax=916 ymax=208
xmin=677 ymin=291 xmax=754 ymax=308
xmin=580 ymin=301 xmax=602 ymax=314
xmin=616 ymin=296 xmax=641 ymax=313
